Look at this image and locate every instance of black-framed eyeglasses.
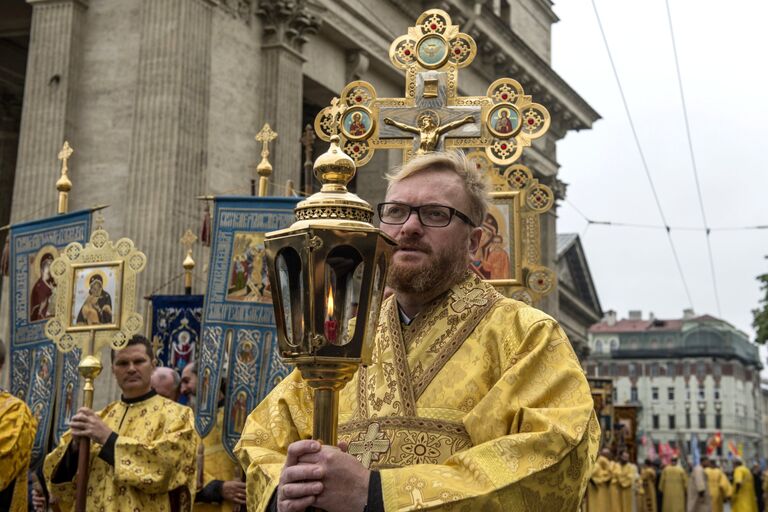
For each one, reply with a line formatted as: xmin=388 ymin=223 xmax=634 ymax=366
xmin=377 ymin=202 xmax=476 ymax=228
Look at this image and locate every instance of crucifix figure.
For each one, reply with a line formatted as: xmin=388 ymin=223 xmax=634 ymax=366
xmin=384 ymin=110 xmax=475 ymax=154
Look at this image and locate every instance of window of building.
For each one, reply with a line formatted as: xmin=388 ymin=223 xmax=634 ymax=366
xmin=631 ymin=387 xmax=639 ymax=402
xmin=612 ymin=387 xmax=617 ymax=403
xmin=715 ymin=414 xmax=722 ymax=429
xmin=650 ymin=363 xmax=659 ymax=377
xmin=698 ymin=386 xmax=705 ymax=400
xmin=651 ymin=387 xmax=659 ymax=400
xmin=611 ymin=339 xmax=619 ymax=351
xmin=714 ymin=387 xmax=720 ymax=400
xmin=668 ymin=415 xmax=676 ymax=429
xmin=685 ymin=412 xmax=691 ymax=429
xmin=652 ymin=415 xmax=660 ymax=429
xmin=699 ymin=413 xmax=707 ymax=429
xmin=595 ymin=340 xmax=603 ymax=353
xmin=667 ymin=362 xmax=676 ymax=376
xmin=716 ymin=444 xmax=722 ymax=456
xmin=668 ymin=387 xmax=675 ymax=400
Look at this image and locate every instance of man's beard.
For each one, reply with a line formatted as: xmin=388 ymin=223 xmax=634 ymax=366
xmin=387 ymin=239 xmax=468 ymax=295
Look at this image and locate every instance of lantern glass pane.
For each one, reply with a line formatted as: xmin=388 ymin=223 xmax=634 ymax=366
xmin=324 ymin=246 xmax=364 ymax=346
xmin=363 ymin=257 xmax=386 ymax=349
xmin=277 ymin=249 xmax=303 ymax=347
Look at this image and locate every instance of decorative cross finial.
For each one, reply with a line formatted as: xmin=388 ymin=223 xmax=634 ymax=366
xmin=56 ymin=141 xmax=74 ymax=214
xmin=314 ymin=9 xmax=550 ymax=166
xmin=255 ymin=123 xmax=278 ymax=197
xmin=93 ymin=209 xmax=105 ymax=231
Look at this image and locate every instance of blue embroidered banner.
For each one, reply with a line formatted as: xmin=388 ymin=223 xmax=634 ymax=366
xmin=9 ymin=210 xmax=91 ymax=467
xmin=150 ymin=294 xmax=204 ymax=372
xmin=197 ymin=197 xmax=298 ymax=458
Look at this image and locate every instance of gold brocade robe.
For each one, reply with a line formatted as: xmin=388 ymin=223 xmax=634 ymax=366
xmin=0 ymin=391 xmax=37 ymax=512
xmin=704 ymin=467 xmax=731 ymax=512
xmin=587 ymin=455 xmax=613 ymax=512
xmin=235 ymin=273 xmax=600 ymax=511
xmin=659 ymin=464 xmax=687 ymax=512
xmin=732 ymin=465 xmax=757 ymax=512
xmin=44 ymin=393 xmax=198 ymax=511
xmin=196 ymin=408 xmax=240 ymax=512
xmin=640 ymin=467 xmax=658 ymax=512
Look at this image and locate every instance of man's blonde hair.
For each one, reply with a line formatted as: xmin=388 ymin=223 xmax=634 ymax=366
xmin=385 ymin=151 xmax=490 ymax=226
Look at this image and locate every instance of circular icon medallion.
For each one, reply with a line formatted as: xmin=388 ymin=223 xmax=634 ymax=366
xmin=341 ymin=106 xmax=375 ymax=141
xmin=487 ymin=103 xmax=522 ymax=139
xmin=416 ymin=34 xmax=449 ymax=69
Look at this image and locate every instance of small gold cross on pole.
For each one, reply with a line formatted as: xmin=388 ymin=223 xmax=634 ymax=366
xmin=56 ymin=141 xmax=74 ymax=214
xmin=300 ymin=124 xmax=316 ymax=195
xmin=255 ymin=123 xmax=278 ymax=197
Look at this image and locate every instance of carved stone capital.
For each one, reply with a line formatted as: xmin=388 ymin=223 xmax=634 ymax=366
xmin=257 ymin=0 xmax=321 ymax=52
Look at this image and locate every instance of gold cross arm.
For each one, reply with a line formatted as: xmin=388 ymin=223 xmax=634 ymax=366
xmin=313 ymin=9 xmax=550 ymax=167
xmin=58 ymin=141 xmax=74 ymax=164
xmin=255 ymin=123 xmax=278 ymax=145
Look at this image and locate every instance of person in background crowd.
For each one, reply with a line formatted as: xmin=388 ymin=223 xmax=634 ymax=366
xmin=660 ymin=456 xmax=688 ymax=512
xmin=151 ymin=366 xmax=181 ymax=401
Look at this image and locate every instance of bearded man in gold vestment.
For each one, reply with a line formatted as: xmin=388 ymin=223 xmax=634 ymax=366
xmin=235 ymin=151 xmax=600 ymax=511
xmin=660 ymin=457 xmax=688 ymax=512
xmin=0 ymin=339 xmax=38 ymax=512
xmin=640 ymin=459 xmax=659 ymax=512
xmin=615 ymin=450 xmax=641 ymax=512
xmin=44 ymin=335 xmax=198 ymax=511
xmin=703 ymin=458 xmax=730 ymax=512
xmin=732 ymin=459 xmax=758 ymax=512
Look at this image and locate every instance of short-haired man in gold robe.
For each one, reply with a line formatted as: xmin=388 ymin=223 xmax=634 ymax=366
xmin=180 ymin=362 xmax=246 ymax=510
xmin=235 ymin=151 xmax=600 ymax=511
xmin=660 ymin=456 xmax=688 ymax=512
xmin=703 ymin=458 xmax=731 ymax=512
xmin=44 ymin=335 xmax=198 ymax=511
xmin=0 ymin=339 xmax=38 ymax=512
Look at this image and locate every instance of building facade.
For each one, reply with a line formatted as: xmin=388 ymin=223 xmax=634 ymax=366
xmin=586 ymin=310 xmax=763 ymax=463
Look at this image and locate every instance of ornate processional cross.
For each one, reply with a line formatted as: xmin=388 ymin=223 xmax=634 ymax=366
xmin=314 ymin=9 xmax=551 ymax=166
xmin=58 ymin=141 xmax=74 ymax=174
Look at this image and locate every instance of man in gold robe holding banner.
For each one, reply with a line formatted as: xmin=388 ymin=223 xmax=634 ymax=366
xmin=43 ymin=335 xmax=199 ymax=511
xmin=0 ymin=339 xmax=38 ymax=512
xmin=236 ymin=152 xmax=599 ymax=511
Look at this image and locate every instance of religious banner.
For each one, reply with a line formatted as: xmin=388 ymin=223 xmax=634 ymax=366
xmin=150 ymin=294 xmax=204 ymax=372
xmin=8 ymin=209 xmax=91 ymax=467
xmin=196 ymin=196 xmax=299 ymax=458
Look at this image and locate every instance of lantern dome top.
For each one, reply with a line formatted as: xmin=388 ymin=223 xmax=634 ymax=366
xmin=292 ymin=135 xmax=375 ymax=226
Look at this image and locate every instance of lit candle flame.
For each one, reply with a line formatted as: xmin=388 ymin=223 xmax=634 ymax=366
xmin=327 ymin=288 xmax=334 ymax=317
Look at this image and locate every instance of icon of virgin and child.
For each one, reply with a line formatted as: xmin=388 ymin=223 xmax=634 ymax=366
xmin=75 ymin=271 xmax=113 ymax=326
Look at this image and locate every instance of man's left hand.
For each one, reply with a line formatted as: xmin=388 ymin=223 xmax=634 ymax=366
xmin=69 ymin=407 xmax=112 ymax=444
xmin=297 ymin=445 xmax=370 ymax=512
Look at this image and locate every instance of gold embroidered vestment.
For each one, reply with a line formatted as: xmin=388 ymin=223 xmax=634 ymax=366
xmin=0 ymin=391 xmax=37 ymax=512
xmin=44 ymin=393 xmax=198 ymax=511
xmin=236 ymin=273 xmax=599 ymax=511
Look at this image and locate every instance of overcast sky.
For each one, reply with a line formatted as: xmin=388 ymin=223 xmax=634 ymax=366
xmin=551 ymin=0 xmax=768 ymax=340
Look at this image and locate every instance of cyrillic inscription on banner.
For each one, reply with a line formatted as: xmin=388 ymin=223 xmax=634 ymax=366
xmin=9 ymin=210 xmax=91 ymax=466
xmin=197 ymin=197 xmax=298 ymax=457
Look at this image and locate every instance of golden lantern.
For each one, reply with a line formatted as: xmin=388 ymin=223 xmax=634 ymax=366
xmin=264 ymin=135 xmax=395 ymax=445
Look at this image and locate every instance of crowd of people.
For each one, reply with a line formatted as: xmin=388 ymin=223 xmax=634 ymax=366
xmin=588 ymin=448 xmax=768 ymax=512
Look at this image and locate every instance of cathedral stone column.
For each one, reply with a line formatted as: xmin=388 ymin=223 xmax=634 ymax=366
xmin=256 ymin=0 xmax=320 ymax=191
xmin=11 ymin=0 xmax=87 ymax=222
xmin=124 ymin=0 xmax=213 ymax=298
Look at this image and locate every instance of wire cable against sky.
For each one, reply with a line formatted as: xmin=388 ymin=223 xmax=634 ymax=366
xmin=590 ymin=0 xmax=694 ymax=309
xmin=664 ymin=0 xmax=722 ymax=316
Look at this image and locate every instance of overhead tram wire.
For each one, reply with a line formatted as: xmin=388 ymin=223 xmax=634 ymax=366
xmin=589 ymin=0 xmax=695 ymax=309
xmin=664 ymin=0 xmax=722 ymax=316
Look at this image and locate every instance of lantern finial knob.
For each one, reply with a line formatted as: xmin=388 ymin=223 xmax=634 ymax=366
xmin=313 ymin=135 xmax=356 ymax=191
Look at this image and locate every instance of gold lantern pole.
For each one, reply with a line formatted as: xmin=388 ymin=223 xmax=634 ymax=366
xmin=254 ymin=123 xmax=278 ymax=197
xmin=265 ymin=130 xmax=395 ymax=446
